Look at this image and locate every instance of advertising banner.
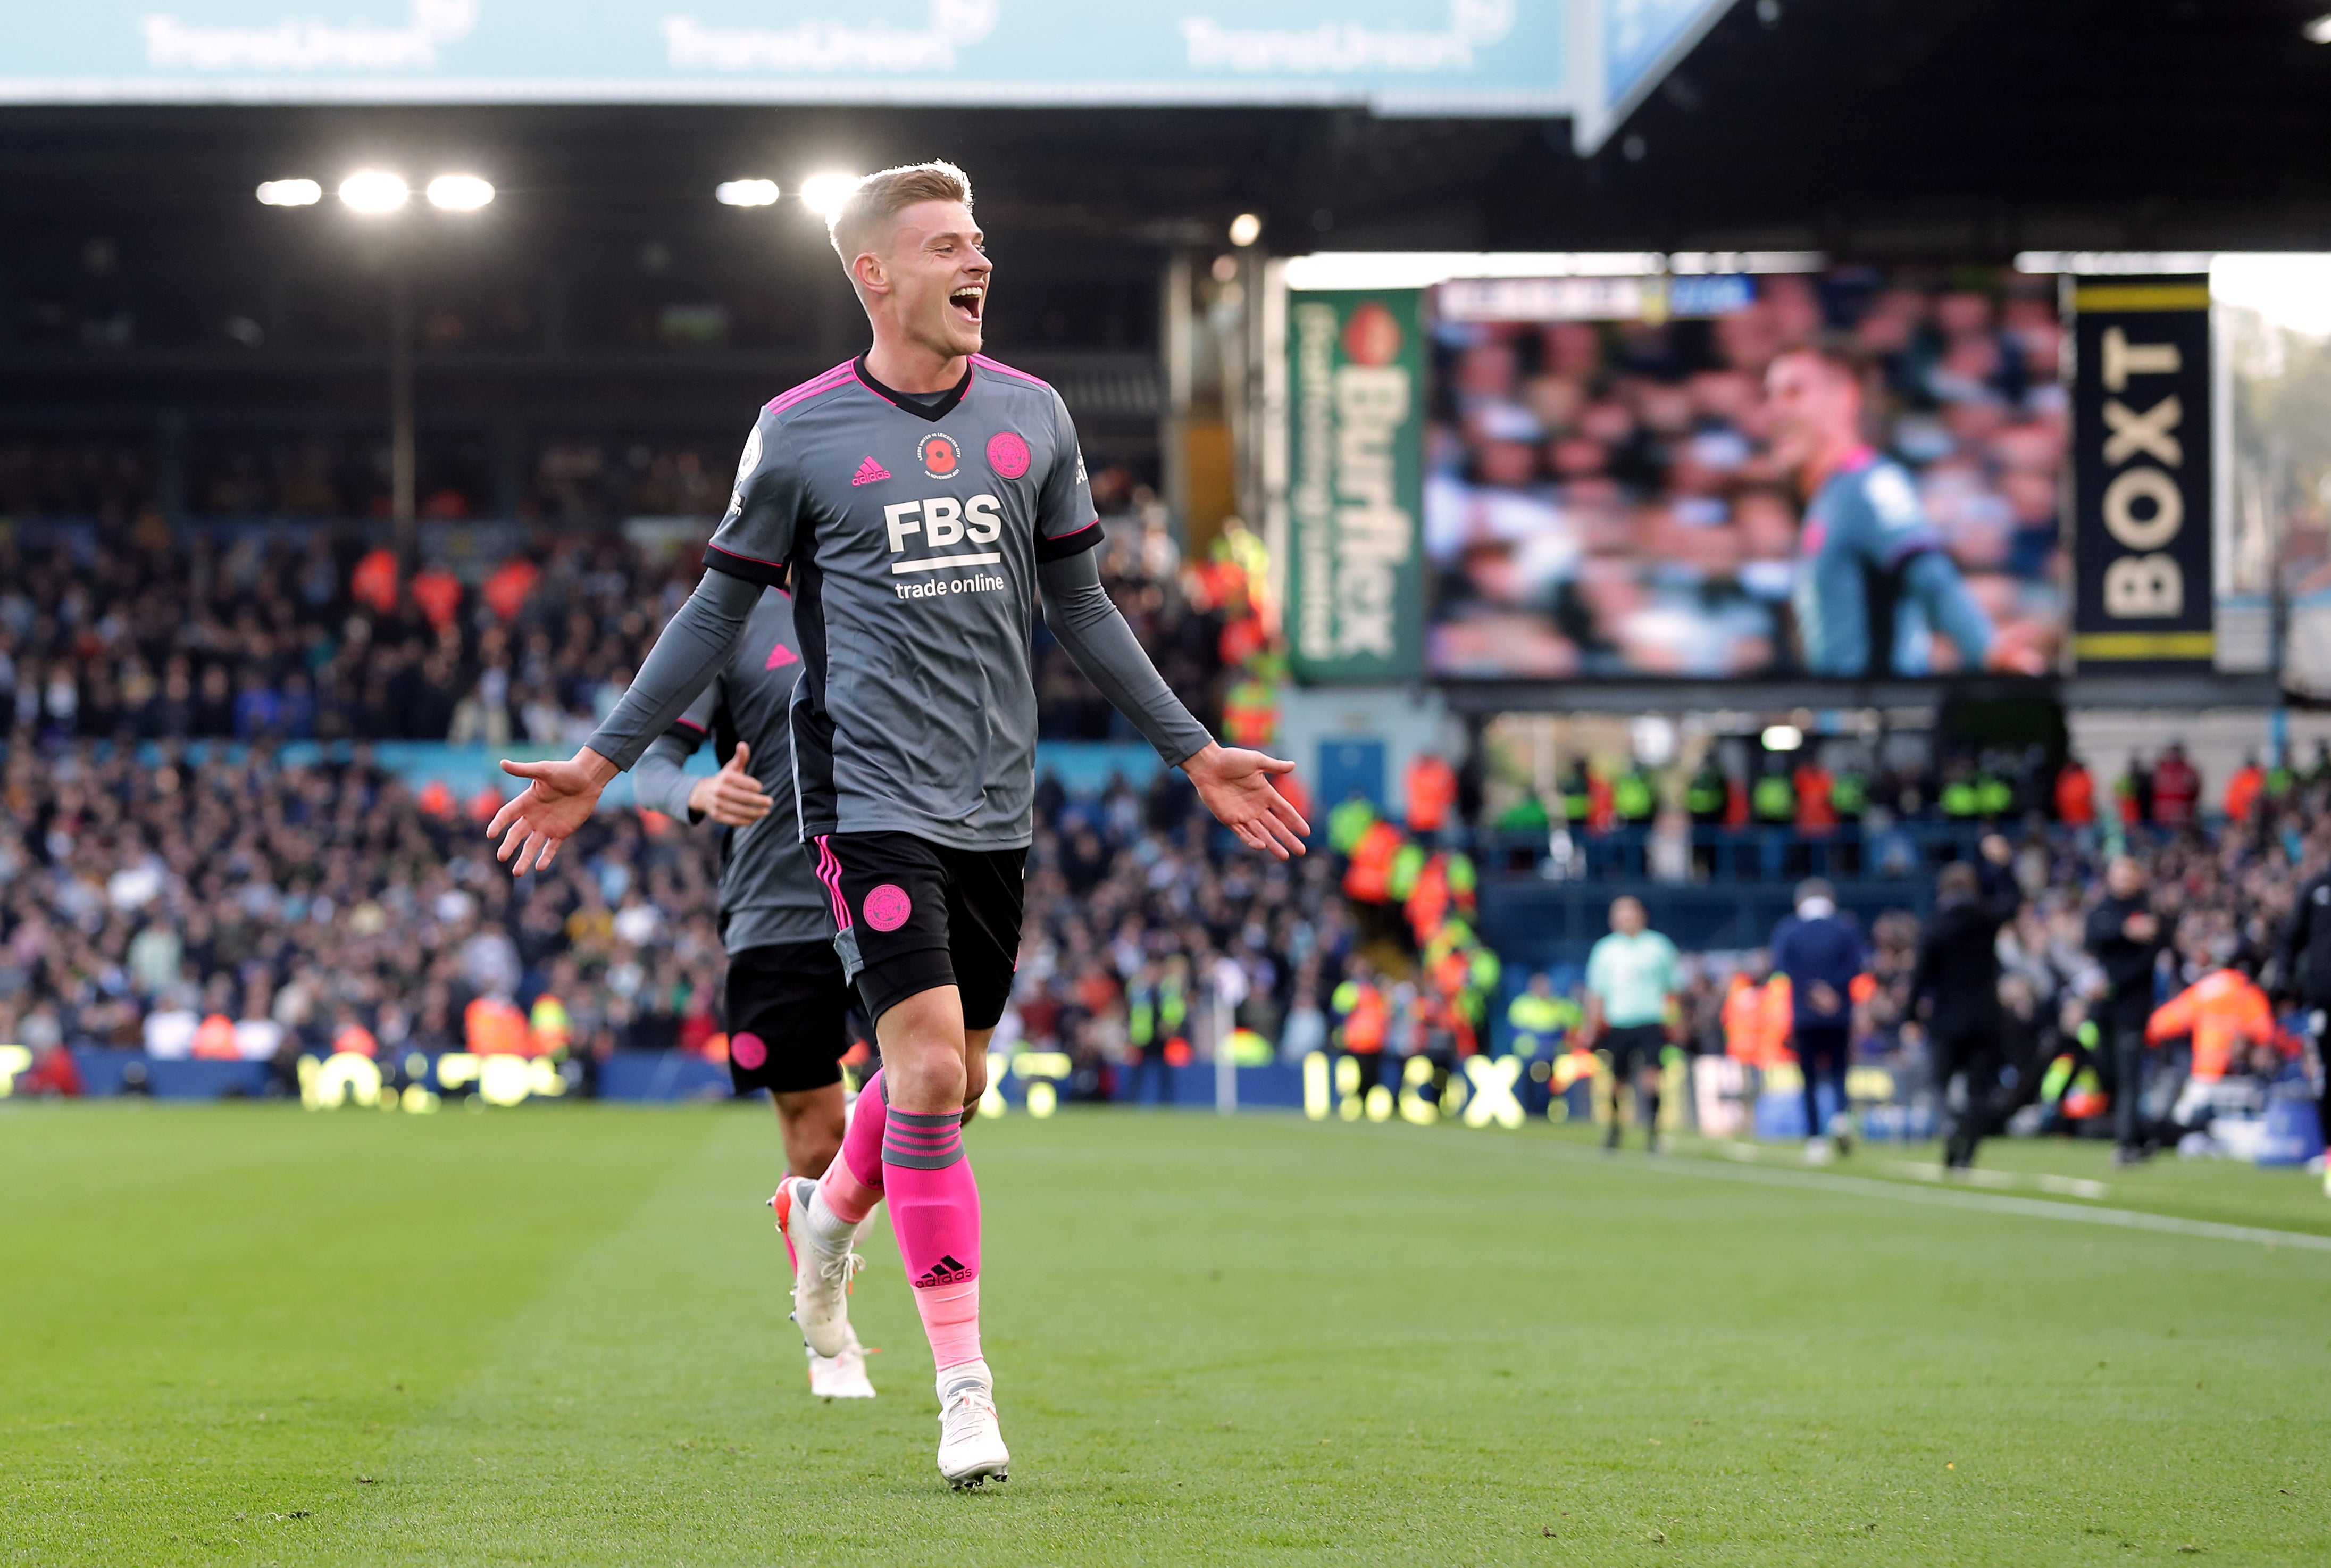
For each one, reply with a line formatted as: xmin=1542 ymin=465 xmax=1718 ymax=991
xmin=2069 ymin=277 xmax=2215 ymax=671
xmin=0 ymin=1 xmax=1565 ymax=113
xmin=1284 ymin=288 xmax=1427 ymax=684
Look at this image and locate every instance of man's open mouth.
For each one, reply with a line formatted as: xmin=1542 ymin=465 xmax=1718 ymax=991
xmin=949 ymin=284 xmax=985 ymax=323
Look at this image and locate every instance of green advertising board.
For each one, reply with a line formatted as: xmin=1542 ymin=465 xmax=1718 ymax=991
xmin=1282 ymin=288 xmax=1427 ymax=684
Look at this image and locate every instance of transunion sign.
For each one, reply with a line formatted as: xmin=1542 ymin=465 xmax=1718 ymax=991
xmin=0 ymin=0 xmax=1734 ymax=151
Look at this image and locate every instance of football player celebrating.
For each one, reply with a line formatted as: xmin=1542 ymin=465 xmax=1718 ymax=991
xmin=487 ymin=161 xmax=1307 ymax=1488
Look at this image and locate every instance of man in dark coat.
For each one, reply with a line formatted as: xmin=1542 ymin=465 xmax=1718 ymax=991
xmin=2083 ymin=854 xmax=2174 ymax=1165
xmin=1910 ymin=834 xmax=2023 ymax=1169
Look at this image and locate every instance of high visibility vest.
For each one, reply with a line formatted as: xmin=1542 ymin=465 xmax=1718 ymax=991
xmin=191 ymin=1013 xmax=239 ymax=1060
xmin=465 ymin=996 xmax=531 ymax=1057
xmin=1975 ymin=772 xmax=2013 ymax=818
xmin=1722 ymin=975 xmax=1763 ymax=1062
xmin=2054 ymin=765 xmax=2095 ymax=826
xmin=331 ymin=1023 xmax=379 ymax=1059
xmin=1158 ymin=975 xmax=1188 ymax=1036
xmin=1612 ymin=770 xmax=1656 ymax=823
xmin=1327 ymin=797 xmax=1378 ymax=855
xmin=1344 ymin=821 xmax=1401 ymax=903
xmin=1507 ymin=992 xmax=1575 ymax=1051
xmin=1127 ymin=983 xmax=1158 ymax=1048
xmin=530 ymin=994 xmax=572 ymax=1057
xmin=1941 ymin=777 xmax=1981 ymax=818
xmin=1497 ymin=794 xmax=1550 ymax=831
xmin=1405 ymin=755 xmax=1458 ymax=832
xmin=1223 ymin=679 xmax=1277 ymax=748
xmin=1752 ymin=773 xmax=1794 ymax=822
xmin=1760 ymin=977 xmax=1794 ymax=1066
xmin=1388 ymin=840 xmax=1428 ymax=903
xmin=1830 ymin=771 xmax=1868 ymax=817
xmin=1405 ymin=854 xmax=1451 ymax=938
xmin=2224 ymin=765 xmax=2265 ymax=823
xmin=1334 ymin=982 xmax=1388 ymax=1053
xmin=1685 ymin=766 xmax=1727 ymax=818
xmin=1559 ymin=770 xmax=1592 ymax=823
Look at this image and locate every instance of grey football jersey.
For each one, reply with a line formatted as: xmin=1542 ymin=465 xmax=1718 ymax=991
xmin=701 ymin=355 xmax=1101 ymax=851
xmin=632 ymin=589 xmax=831 ymax=954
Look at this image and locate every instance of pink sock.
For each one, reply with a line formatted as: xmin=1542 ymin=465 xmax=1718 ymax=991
xmin=816 ymin=1069 xmax=888 ymax=1224
xmin=883 ymin=1104 xmax=983 ymax=1369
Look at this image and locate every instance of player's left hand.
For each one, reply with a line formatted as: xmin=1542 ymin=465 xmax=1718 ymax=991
xmin=1182 ymin=741 xmax=1310 ymax=860
xmin=487 ymin=748 xmax=619 ymax=876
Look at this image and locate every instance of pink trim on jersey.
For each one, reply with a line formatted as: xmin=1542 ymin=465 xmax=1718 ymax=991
xmin=764 ymin=360 xmax=859 ymax=417
xmin=705 ymin=540 xmax=788 ymax=571
xmin=815 ymin=835 xmax=853 ymax=931
xmin=969 ymin=353 xmax=1050 ymax=391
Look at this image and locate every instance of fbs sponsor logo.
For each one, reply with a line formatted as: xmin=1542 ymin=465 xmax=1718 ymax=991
xmin=919 ymin=432 xmax=960 ymax=479
xmin=913 ymin=1254 xmax=973 ymax=1289
xmin=850 ymin=454 xmax=891 ymax=487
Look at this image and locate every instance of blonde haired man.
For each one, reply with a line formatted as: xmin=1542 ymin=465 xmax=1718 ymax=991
xmin=488 ymin=162 xmax=1307 ymax=1487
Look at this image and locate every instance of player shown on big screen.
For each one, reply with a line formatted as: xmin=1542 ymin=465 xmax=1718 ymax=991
xmin=1765 ymin=345 xmax=2047 ymax=678
xmin=484 ymin=161 xmax=1308 ymax=1489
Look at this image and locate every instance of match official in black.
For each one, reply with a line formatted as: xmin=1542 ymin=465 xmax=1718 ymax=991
xmin=1909 ymin=833 xmax=2021 ymax=1170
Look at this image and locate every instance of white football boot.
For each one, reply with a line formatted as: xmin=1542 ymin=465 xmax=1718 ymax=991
xmin=935 ymin=1367 xmax=1009 ymax=1489
xmin=806 ymin=1331 xmax=877 ymax=1399
xmin=772 ymin=1176 xmax=863 ymax=1360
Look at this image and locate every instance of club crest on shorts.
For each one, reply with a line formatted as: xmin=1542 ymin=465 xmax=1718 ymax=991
xmin=986 ymin=430 xmax=1030 ymax=480
xmin=729 ymin=1032 xmax=768 ymax=1070
xmin=864 ymin=883 xmax=913 ymax=932
xmin=919 ymin=432 xmax=960 ymax=479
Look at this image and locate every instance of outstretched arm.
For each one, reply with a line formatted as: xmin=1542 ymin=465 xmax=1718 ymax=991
xmin=486 ymin=567 xmax=762 ymax=873
xmin=1037 ymin=549 xmax=1308 ymax=859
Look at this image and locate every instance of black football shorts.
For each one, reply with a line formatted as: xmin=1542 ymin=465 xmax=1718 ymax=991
xmin=724 ymin=940 xmax=857 ymax=1095
xmin=812 ymin=831 xmax=1026 ymax=1029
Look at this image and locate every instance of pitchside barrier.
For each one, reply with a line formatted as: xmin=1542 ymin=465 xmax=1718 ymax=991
xmin=9 ymin=1044 xmax=2317 ymax=1163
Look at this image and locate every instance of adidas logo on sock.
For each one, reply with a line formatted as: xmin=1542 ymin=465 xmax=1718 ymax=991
xmin=913 ymin=1254 xmax=972 ymax=1288
xmin=849 ymin=455 xmax=891 ymax=486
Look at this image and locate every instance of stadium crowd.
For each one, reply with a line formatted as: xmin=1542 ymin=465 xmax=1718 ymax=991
xmin=0 ymin=469 xmax=1220 ymax=750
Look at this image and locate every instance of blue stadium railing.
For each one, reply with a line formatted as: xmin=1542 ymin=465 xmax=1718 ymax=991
xmin=1475 ymin=822 xmax=1987 ymax=973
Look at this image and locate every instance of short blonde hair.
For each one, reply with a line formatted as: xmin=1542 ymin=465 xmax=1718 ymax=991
xmin=828 ymin=160 xmax=974 ymax=272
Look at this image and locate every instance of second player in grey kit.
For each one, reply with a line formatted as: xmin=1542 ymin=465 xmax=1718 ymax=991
xmin=629 ymin=586 xmax=880 ymax=1400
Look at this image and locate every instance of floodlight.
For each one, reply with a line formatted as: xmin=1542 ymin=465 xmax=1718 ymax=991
xmin=1761 ymin=724 xmax=1804 ymax=752
xmin=339 ymin=171 xmax=410 ymax=214
xmin=2307 ymin=12 xmax=2331 ymax=42
xmin=716 ymin=179 xmax=781 ymax=207
xmin=1228 ymin=212 xmax=1263 ymax=247
xmin=798 ymin=172 xmax=861 ymax=220
xmin=255 ymin=179 xmax=322 ymax=207
xmin=425 ymin=174 xmax=496 ymax=211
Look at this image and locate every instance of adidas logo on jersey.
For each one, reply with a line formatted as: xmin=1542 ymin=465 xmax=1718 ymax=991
xmin=850 ymin=455 xmax=891 ymax=487
xmin=914 ymin=1254 xmax=973 ymax=1288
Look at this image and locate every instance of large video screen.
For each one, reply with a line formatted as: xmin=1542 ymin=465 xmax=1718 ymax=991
xmin=1423 ymin=267 xmax=2067 ymax=680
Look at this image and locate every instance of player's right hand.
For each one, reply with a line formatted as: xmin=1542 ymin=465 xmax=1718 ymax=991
xmin=487 ymin=748 xmax=619 ymax=875
xmin=687 ymin=741 xmax=773 ymax=827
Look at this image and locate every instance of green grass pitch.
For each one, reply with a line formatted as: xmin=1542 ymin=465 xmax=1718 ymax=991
xmin=4 ymin=1103 xmax=2327 ymax=1565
